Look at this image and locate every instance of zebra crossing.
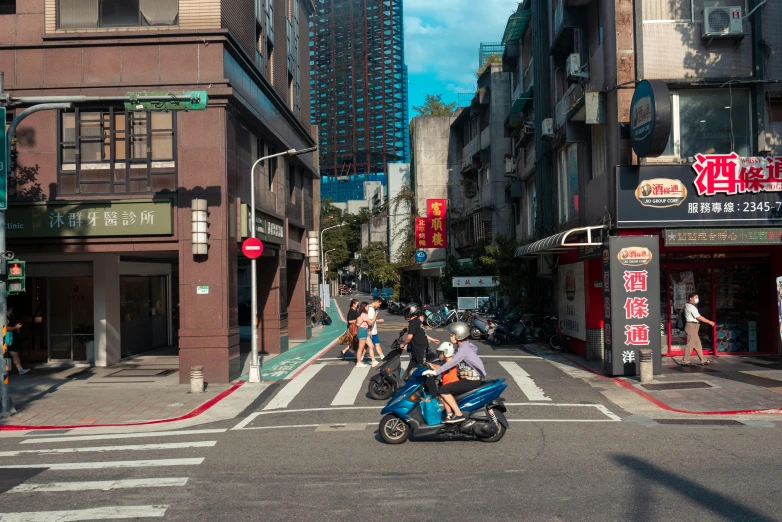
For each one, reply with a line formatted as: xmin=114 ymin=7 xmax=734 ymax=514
xmin=0 ymin=429 xmax=226 ymax=521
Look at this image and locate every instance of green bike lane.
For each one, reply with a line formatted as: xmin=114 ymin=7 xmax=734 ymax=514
xmin=239 ymin=299 xmax=347 ymax=382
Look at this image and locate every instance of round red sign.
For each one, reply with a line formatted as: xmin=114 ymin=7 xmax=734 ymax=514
xmin=242 ymin=237 xmax=264 ymax=259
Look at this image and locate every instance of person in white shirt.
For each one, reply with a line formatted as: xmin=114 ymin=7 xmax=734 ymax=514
xmin=683 ymin=293 xmax=715 ymax=366
xmin=368 ymin=297 xmax=385 ymax=360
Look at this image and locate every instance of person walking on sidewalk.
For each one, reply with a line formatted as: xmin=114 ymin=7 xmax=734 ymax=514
xmin=683 ymin=293 xmax=714 ymax=366
xmin=5 ymin=305 xmax=29 ymax=375
xmin=340 ymin=299 xmax=359 ymax=360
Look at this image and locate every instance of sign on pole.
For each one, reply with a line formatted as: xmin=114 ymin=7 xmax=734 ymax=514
xmin=242 ymin=237 xmax=264 ymax=259
xmin=0 ymin=106 xmax=6 ymax=210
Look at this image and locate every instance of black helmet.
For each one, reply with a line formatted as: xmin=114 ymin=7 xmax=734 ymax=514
xmin=404 ymin=303 xmax=420 ymax=320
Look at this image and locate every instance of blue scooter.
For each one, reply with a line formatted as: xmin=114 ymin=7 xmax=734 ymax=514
xmin=378 ymin=366 xmax=509 ymax=444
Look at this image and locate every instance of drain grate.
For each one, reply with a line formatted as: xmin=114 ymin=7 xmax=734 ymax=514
xmin=642 ymin=382 xmax=713 ymax=390
xmin=655 ymin=419 xmax=743 ymax=426
xmin=105 ymin=369 xmax=178 ymax=378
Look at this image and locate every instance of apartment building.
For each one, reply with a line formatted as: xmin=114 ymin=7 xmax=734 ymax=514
xmin=1 ymin=0 xmax=319 ymax=383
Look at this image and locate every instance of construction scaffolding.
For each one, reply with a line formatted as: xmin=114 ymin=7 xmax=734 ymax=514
xmin=310 ymin=0 xmax=409 ymax=203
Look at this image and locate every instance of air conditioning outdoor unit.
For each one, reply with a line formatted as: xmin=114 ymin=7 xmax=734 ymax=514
xmin=702 ymin=6 xmax=743 ymax=39
xmin=504 ymin=155 xmax=515 ymax=177
xmin=566 ymin=54 xmax=588 ymax=82
xmin=542 ymin=118 xmax=555 ymax=138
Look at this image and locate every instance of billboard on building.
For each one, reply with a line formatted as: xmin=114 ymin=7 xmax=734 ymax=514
xmin=414 ymin=199 xmax=448 ymax=248
xmin=557 ymin=262 xmax=586 ymax=341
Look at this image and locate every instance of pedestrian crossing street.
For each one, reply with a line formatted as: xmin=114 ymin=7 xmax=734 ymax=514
xmin=0 ymin=428 xmax=226 ymax=521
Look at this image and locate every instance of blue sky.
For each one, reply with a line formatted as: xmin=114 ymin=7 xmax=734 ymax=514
xmin=404 ymin=0 xmax=519 ymax=117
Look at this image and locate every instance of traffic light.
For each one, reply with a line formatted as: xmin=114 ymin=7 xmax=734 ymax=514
xmin=6 ymin=260 xmax=25 ymax=296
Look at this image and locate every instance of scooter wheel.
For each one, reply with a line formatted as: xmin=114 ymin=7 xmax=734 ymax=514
xmin=470 ymin=327 xmax=482 ymax=340
xmin=379 ymin=414 xmax=410 ymax=444
xmin=368 ymin=379 xmax=393 ymax=400
xmin=478 ymin=423 xmax=507 ymax=443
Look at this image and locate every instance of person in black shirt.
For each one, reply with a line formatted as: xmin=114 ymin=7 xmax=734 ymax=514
xmin=340 ymin=299 xmax=359 ymax=360
xmin=400 ymin=304 xmax=440 ymax=379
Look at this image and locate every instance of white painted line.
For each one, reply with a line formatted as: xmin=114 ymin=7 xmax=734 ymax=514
xmin=0 ymin=458 xmax=204 ymax=470
xmin=593 ymin=404 xmax=622 ymax=421
xmin=21 ymin=429 xmax=226 ymax=445
xmin=0 ymin=441 xmax=216 ymax=457
xmin=331 ymin=364 xmax=372 ymax=406
xmin=262 ymin=363 xmax=326 ymax=411
xmin=245 ymin=246 xmax=261 ymax=250
xmin=232 ymin=406 xmax=382 ymax=430
xmin=238 ymin=424 xmax=320 ymax=431
xmin=508 ymin=419 xmax=619 ymax=423
xmin=9 ymin=478 xmax=189 ymax=493
xmin=499 ymin=361 xmax=551 ymax=401
xmin=0 ymin=505 xmax=168 ymax=521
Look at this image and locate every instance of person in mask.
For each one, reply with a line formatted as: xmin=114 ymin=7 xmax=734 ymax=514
xmin=683 ymin=293 xmax=714 ymax=366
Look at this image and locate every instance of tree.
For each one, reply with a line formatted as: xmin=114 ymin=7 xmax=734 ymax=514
xmin=354 ymin=242 xmax=398 ymax=287
xmin=319 ymin=200 xmax=372 ymax=281
xmin=412 ymin=94 xmax=457 ymax=117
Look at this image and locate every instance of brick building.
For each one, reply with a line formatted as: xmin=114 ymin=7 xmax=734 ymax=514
xmin=0 ymin=0 xmax=319 ymax=383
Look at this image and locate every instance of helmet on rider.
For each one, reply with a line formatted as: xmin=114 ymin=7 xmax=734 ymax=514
xmin=446 ymin=321 xmax=470 ymax=342
xmin=436 ymin=342 xmax=455 ymax=358
xmin=403 ymin=304 xmax=420 ymax=320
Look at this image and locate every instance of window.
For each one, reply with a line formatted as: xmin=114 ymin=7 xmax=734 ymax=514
xmin=58 ymin=0 xmax=178 ymax=30
xmin=590 ymin=124 xmax=606 ymax=179
xmin=59 ymin=108 xmax=175 ymax=194
xmin=526 ymin=179 xmax=536 ymax=237
xmin=660 ymin=89 xmax=752 ymax=160
xmin=557 ymin=144 xmax=579 ymax=224
xmin=769 ymin=97 xmax=782 ymax=123
xmin=0 ymin=1 xmax=15 ymax=15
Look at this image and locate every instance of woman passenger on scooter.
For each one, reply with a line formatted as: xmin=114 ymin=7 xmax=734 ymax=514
xmin=422 ymin=322 xmax=486 ymax=424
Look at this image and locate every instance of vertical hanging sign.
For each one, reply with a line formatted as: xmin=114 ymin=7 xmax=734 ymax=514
xmin=0 ymin=107 xmax=6 ymax=210
xmin=425 ymin=199 xmax=447 ymax=248
xmin=603 ymin=236 xmax=662 ymax=376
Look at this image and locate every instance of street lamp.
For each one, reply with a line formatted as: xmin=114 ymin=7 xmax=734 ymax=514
xmin=320 ymin=223 xmax=347 ymax=285
xmin=323 ymin=248 xmax=337 ymax=297
xmin=248 ymin=145 xmax=317 ymax=384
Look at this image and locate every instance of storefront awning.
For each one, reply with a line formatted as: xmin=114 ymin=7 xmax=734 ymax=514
xmin=515 ymin=225 xmax=608 ymax=258
xmin=502 ymin=10 xmax=532 ymax=45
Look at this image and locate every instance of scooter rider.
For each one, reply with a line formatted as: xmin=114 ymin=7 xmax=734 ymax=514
xmin=400 ymin=304 xmax=440 ymax=379
xmin=422 ymin=322 xmax=486 ymax=423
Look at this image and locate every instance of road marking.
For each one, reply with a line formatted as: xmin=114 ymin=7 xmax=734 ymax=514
xmin=499 ymin=361 xmax=551 ymax=401
xmin=9 ymin=478 xmax=189 ymax=493
xmin=232 ymin=406 xmax=382 ymax=430
xmin=0 ymin=441 xmax=216 ymax=457
xmin=0 ymin=458 xmax=204 ymax=470
xmin=330 ymin=364 xmax=371 ymax=406
xmin=593 ymin=404 xmax=622 ymax=421
xmin=20 ymin=429 xmax=226 ymax=445
xmin=0 ymin=505 xmax=168 ymax=521
xmin=262 ymin=363 xmax=325 ymax=411
xmin=508 ymin=419 xmax=619 ymax=423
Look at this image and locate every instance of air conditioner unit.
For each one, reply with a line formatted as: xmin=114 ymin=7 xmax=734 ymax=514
xmin=542 ymin=118 xmax=555 ymax=138
xmin=566 ymin=54 xmax=588 ymax=82
xmin=702 ymin=6 xmax=743 ymax=39
xmin=504 ymin=155 xmax=515 ymax=177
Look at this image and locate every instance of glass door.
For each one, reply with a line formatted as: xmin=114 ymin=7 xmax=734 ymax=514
xmin=48 ymin=277 xmax=94 ymax=361
xmin=120 ymin=276 xmax=169 ymax=358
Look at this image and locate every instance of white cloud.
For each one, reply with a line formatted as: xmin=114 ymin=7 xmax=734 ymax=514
xmin=404 ymin=0 xmax=518 ymax=93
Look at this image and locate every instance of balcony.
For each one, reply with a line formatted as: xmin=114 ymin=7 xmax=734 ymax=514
xmin=58 ymin=0 xmax=179 ymax=30
xmin=550 ymin=0 xmax=586 ymax=57
xmin=523 ymin=59 xmax=534 ymax=91
xmin=462 ymin=133 xmax=482 ymax=171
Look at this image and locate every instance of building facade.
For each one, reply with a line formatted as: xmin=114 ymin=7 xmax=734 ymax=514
xmin=310 ymin=0 xmax=409 ymax=203
xmin=2 ymin=0 xmax=319 ymax=383
xmin=502 ymin=0 xmax=781 ymax=365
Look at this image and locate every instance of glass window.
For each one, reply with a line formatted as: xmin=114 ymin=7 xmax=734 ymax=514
xmin=557 ymin=144 xmax=579 ymax=223
xmin=58 ymin=0 xmax=178 ymax=29
xmin=150 ymin=112 xmax=173 ymax=161
xmin=661 ymin=89 xmax=752 ymax=160
xmin=100 ymin=0 xmax=139 ymax=27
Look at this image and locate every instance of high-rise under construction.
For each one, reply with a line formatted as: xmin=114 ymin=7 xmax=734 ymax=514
xmin=310 ymin=0 xmax=409 ymax=203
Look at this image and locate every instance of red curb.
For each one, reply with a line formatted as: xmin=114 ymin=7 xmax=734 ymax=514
xmin=556 ymin=353 xmax=782 ymax=416
xmin=0 ymin=382 xmax=245 ymax=431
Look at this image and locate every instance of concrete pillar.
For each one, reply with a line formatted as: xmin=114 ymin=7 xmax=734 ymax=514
xmin=288 ymin=259 xmax=307 ymax=341
xmin=259 ymin=253 xmax=281 ymax=354
xmin=93 ymin=254 xmax=121 ymax=367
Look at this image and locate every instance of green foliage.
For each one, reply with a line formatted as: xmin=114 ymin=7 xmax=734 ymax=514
xmin=412 ymin=94 xmax=457 ymax=118
xmin=319 ymin=199 xmax=371 ymax=279
xmin=475 ymin=55 xmax=502 ymax=77
xmin=355 ymin=242 xmax=398 ymax=286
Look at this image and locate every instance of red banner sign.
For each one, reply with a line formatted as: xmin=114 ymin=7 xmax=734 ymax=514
xmin=415 ymin=200 xmax=448 ymax=249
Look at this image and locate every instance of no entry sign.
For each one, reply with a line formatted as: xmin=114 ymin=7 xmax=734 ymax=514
xmin=242 ymin=237 xmax=264 ymax=259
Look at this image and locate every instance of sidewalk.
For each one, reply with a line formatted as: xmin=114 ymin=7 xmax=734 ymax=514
xmin=527 ymin=343 xmax=782 ymax=415
xmin=0 ymin=348 xmax=236 ymax=429
xmin=239 ymin=298 xmax=347 ymax=381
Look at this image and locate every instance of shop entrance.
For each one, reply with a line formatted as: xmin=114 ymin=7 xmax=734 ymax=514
xmin=664 ymin=254 xmax=771 ymax=355
xmin=120 ymin=276 xmax=169 ymax=358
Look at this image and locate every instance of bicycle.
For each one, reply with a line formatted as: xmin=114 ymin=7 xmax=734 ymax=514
xmin=549 ymin=318 xmax=569 ymax=352
xmin=423 ymin=304 xmax=444 ymax=328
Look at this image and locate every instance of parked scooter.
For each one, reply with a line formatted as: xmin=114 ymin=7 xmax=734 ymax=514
xmin=470 ymin=314 xmax=490 ymax=340
xmin=378 ymin=366 xmax=509 ymax=444
xmin=367 ymin=328 xmax=408 ymax=400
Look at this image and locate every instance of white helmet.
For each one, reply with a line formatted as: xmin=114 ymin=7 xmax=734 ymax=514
xmin=437 ymin=342 xmax=455 ymax=358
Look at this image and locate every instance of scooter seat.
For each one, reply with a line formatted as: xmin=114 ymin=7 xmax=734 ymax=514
xmin=450 ymin=380 xmax=498 ymax=401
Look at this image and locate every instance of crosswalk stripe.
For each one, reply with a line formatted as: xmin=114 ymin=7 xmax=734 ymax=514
xmin=21 ymin=429 xmax=226 ymax=445
xmin=330 ymin=364 xmax=372 ymax=406
xmin=263 ymin=363 xmax=325 ymax=410
xmin=0 ymin=441 xmax=216 ymax=457
xmin=8 ymin=478 xmax=189 ymax=493
xmin=0 ymin=458 xmax=204 ymax=470
xmin=0 ymin=505 xmax=168 ymax=521
xmin=499 ymin=361 xmax=551 ymax=401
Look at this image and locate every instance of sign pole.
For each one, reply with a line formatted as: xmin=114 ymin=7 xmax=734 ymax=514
xmin=248 ymin=158 xmax=261 ymax=383
xmin=0 ymin=73 xmax=10 ymax=417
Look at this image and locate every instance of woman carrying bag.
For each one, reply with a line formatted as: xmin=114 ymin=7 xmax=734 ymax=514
xmin=339 ymin=299 xmax=360 ymax=360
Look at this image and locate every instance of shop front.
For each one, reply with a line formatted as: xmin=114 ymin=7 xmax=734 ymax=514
xmin=617 ymin=160 xmax=782 ymax=357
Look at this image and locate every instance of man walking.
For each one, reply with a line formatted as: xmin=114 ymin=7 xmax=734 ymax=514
xmin=400 ymin=304 xmax=440 ymax=379
xmin=683 ymin=293 xmax=714 ymax=366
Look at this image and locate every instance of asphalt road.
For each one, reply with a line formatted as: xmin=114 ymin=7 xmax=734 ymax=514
xmin=1 ymin=303 xmax=781 ymax=521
